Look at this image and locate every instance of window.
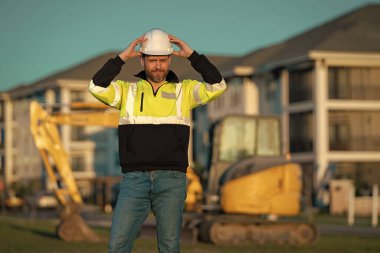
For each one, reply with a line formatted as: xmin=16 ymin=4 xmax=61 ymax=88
xmin=329 ymin=111 xmax=380 ymax=151
xmin=289 ymin=112 xmax=314 ymax=152
xmin=71 ymin=126 xmax=86 ymax=141
xmin=212 ymin=95 xmax=224 ymax=110
xmin=0 ymin=102 xmax=4 ymax=121
xmin=0 ymin=128 xmax=4 ymax=149
xmin=0 ymin=155 xmax=4 ymax=173
xmin=70 ymin=90 xmax=85 ymax=102
xmin=94 ymin=147 xmax=107 ymax=170
xmin=265 ymin=80 xmax=278 ymax=101
xmin=329 ymin=67 xmax=380 ymax=99
xmin=329 ymin=121 xmax=349 ymax=150
xmin=228 ymin=78 xmax=242 ymax=107
xmin=289 ymin=68 xmax=313 ymax=103
xmin=218 ymin=116 xmax=281 ymax=163
xmin=219 ymin=118 xmax=256 ymax=162
xmin=71 ymin=155 xmax=85 ymax=172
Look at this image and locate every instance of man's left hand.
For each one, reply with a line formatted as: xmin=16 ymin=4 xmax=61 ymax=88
xmin=169 ymin=35 xmax=194 ymax=58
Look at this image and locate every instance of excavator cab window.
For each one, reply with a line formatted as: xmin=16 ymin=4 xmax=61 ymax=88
xmin=256 ymin=117 xmax=281 ymax=156
xmin=217 ymin=116 xmax=281 ymax=163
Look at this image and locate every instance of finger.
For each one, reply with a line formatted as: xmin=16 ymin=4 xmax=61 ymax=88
xmin=170 ymin=39 xmax=182 ymax=48
xmin=132 ymin=38 xmax=147 ymax=49
xmin=169 ymin=35 xmax=180 ymax=43
xmin=135 ymin=37 xmax=147 ymax=45
xmin=171 ymin=50 xmax=179 ymax=57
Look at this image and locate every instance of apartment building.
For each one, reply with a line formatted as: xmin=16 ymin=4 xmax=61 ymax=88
xmin=194 ymin=4 xmax=380 ymax=200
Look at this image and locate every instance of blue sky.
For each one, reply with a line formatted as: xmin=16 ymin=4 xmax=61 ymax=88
xmin=1 ymin=0 xmax=379 ymax=91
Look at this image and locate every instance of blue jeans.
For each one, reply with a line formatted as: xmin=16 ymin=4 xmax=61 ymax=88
xmin=109 ymin=170 xmax=187 ymax=253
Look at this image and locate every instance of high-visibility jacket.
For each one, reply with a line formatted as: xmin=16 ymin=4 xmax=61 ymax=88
xmin=89 ymin=51 xmax=226 ymax=173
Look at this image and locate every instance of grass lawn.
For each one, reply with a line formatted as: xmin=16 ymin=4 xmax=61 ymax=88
xmin=314 ymin=212 xmax=374 ymax=226
xmin=1 ymin=215 xmax=379 ymax=253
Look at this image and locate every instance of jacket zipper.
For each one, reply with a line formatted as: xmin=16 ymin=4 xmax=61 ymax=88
xmin=140 ymin=92 xmax=144 ymax=112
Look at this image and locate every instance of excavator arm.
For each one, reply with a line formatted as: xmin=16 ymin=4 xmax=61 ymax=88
xmin=29 ymin=101 xmax=118 ymax=242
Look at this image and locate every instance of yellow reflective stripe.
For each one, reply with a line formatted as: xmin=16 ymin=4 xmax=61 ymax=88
xmin=126 ymin=83 xmax=136 ymax=117
xmin=205 ymin=79 xmax=227 ymax=92
xmin=119 ymin=115 xmax=190 ymax=126
xmin=175 ymin=82 xmax=183 ymax=118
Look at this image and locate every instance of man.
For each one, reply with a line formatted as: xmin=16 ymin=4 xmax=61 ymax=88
xmin=89 ymin=28 xmax=226 ymax=253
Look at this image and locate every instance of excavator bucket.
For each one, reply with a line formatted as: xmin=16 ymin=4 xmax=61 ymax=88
xmin=56 ymin=205 xmax=102 ymax=242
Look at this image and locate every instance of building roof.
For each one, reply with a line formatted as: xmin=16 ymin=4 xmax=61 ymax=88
xmin=264 ymin=4 xmax=380 ymax=68
xmin=220 ymin=4 xmax=380 ymax=76
xmin=219 ymin=42 xmax=286 ymax=77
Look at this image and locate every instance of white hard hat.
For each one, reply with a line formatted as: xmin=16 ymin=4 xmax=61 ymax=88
xmin=140 ymin=28 xmax=173 ymax=55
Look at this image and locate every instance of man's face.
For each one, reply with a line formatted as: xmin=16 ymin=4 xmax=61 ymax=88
xmin=141 ymin=55 xmax=171 ymax=84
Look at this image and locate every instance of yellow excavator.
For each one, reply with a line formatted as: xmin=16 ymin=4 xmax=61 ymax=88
xmin=184 ymin=115 xmax=317 ymax=244
xmin=30 ymin=100 xmax=317 ymax=244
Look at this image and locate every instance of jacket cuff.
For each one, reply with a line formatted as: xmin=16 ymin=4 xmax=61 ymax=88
xmin=113 ymin=55 xmax=126 ymax=66
xmin=188 ymin=50 xmax=200 ymax=63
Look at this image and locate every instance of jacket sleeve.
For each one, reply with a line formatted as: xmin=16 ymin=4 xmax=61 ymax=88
xmin=186 ymin=51 xmax=227 ymax=108
xmin=88 ymin=56 xmax=126 ymax=109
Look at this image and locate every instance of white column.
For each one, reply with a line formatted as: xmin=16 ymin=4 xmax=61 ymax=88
xmin=45 ymin=89 xmax=55 ymax=112
xmin=281 ymin=70 xmax=289 ymax=156
xmin=372 ymin=184 xmax=379 ymax=227
xmin=314 ymin=60 xmax=329 ymax=189
xmin=244 ymin=78 xmax=258 ymax=115
xmin=4 ymin=98 xmax=14 ymax=186
xmin=60 ymin=87 xmax=70 ymax=150
xmin=348 ymin=183 xmax=355 ymax=226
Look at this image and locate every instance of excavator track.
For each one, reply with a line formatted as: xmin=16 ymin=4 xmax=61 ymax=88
xmin=199 ymin=220 xmax=318 ymax=245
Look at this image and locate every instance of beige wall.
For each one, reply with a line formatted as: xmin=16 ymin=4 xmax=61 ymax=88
xmin=207 ymin=77 xmax=258 ymax=121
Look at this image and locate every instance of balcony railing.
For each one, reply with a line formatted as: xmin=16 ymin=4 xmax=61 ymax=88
xmin=290 ymin=139 xmax=313 ymax=152
xmin=330 ymin=136 xmax=380 ymax=151
xmin=329 ymin=85 xmax=380 ymax=100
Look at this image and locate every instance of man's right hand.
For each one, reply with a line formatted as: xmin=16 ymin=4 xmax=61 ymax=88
xmin=118 ymin=36 xmax=147 ymax=62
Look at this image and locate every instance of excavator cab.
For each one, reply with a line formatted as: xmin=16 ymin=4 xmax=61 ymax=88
xmin=205 ymin=115 xmax=283 ymax=206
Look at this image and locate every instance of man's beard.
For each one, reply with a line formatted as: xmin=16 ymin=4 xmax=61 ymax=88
xmin=146 ymin=69 xmax=168 ymax=83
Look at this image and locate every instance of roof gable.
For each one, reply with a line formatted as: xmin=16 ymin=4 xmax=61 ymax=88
xmin=264 ymin=4 xmax=380 ymax=66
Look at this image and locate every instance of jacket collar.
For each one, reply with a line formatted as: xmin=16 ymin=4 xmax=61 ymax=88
xmin=134 ymin=70 xmax=179 ymax=83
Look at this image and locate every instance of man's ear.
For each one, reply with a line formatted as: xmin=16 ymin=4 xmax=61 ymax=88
xmin=139 ymin=56 xmax=144 ymax=67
